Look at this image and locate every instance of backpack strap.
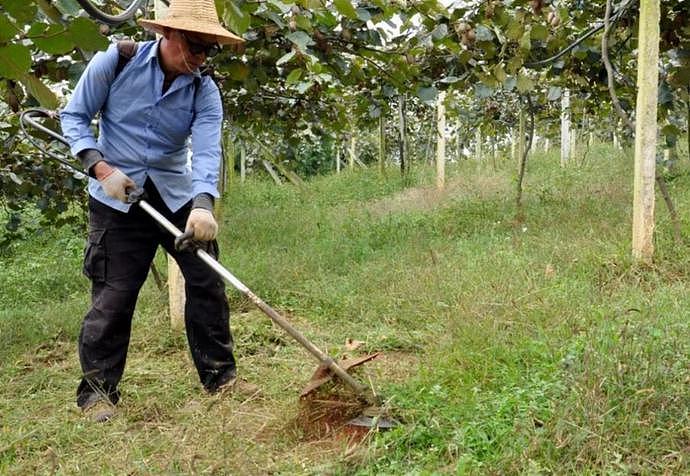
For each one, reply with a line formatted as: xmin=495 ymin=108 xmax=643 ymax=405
xmin=192 ymin=67 xmax=216 ymax=116
xmin=114 ymin=40 xmax=138 ymax=80
xmin=195 ymin=66 xmax=223 ymax=114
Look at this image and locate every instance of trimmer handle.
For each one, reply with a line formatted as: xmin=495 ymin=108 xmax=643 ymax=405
xmin=126 ymin=188 xmax=198 ymax=252
xmin=125 ymin=187 xmax=147 ymax=204
xmin=174 ymin=229 xmax=199 ymax=252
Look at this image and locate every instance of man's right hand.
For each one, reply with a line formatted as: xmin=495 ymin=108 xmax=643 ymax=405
xmin=95 ymin=161 xmax=136 ymax=203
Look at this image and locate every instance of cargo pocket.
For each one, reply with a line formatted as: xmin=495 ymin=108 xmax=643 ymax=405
xmin=83 ymin=229 xmax=107 ymax=282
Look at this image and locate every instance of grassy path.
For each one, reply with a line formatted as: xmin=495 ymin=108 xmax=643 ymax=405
xmin=1 ymin=148 xmax=689 ymax=474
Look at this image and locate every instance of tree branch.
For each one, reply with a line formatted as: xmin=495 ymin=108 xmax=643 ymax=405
xmin=602 ymin=0 xmax=635 ymax=131
xmin=526 ymin=0 xmax=637 ymax=68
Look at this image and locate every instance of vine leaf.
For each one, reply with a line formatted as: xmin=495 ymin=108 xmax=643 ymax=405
xmin=0 ymin=15 xmax=17 ymax=42
xmin=69 ymin=17 xmax=108 ymax=51
xmin=0 ymin=44 xmax=31 ymax=80
xmin=287 ymin=31 xmax=315 ymax=51
xmin=224 ymin=1 xmax=251 ymax=35
xmin=2 ymin=0 xmax=38 ymax=24
xmin=30 ymin=24 xmax=75 ymax=55
xmin=20 ymin=73 xmax=59 ymax=109
xmin=227 ymin=60 xmax=250 ymax=81
xmin=333 ymin=0 xmax=357 ymax=20
xmin=516 ymin=71 xmax=534 ymax=93
xmin=286 ymin=68 xmax=302 ymax=84
xmin=417 ymin=85 xmax=437 ymax=104
xmin=276 ymin=50 xmax=296 ymax=66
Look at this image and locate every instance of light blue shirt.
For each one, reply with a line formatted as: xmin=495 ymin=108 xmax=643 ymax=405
xmin=61 ymin=40 xmax=222 ymax=213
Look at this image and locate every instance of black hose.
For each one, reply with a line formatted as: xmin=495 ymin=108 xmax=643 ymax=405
xmin=75 ymin=0 xmax=148 ymax=26
xmin=19 ymin=108 xmax=87 ymax=179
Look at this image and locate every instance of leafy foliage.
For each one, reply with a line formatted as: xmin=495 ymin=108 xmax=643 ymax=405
xmin=3 ymin=0 xmax=690 ymax=236
xmin=0 ymin=0 xmax=113 ymax=237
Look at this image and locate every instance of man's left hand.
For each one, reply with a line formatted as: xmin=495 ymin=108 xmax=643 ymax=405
xmin=185 ymin=208 xmax=218 ymax=241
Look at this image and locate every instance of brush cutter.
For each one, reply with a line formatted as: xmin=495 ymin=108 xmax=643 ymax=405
xmin=20 ymin=108 xmax=397 ymax=430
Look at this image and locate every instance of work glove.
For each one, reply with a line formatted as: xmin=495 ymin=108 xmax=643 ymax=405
xmin=99 ymin=167 xmax=136 ymax=203
xmin=185 ymin=208 xmax=218 ymax=241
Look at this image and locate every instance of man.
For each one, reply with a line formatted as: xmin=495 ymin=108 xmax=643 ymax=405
xmin=61 ymin=0 xmax=245 ymax=422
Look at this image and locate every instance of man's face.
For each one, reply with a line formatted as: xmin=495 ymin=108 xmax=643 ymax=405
xmin=166 ymin=29 xmax=218 ymax=73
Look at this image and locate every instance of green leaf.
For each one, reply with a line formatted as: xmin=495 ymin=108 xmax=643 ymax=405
xmin=314 ymin=9 xmax=338 ymax=28
xmin=0 ymin=14 xmax=17 ymax=43
xmin=519 ymin=29 xmax=531 ymax=52
xmin=506 ymin=56 xmax=523 ymax=74
xmin=416 ymin=85 xmax=437 ymax=104
xmin=295 ymin=14 xmax=312 ymax=32
xmin=299 ymin=0 xmax=320 ymax=8
xmin=20 ymin=73 xmax=59 ymax=109
xmin=661 ymin=124 xmax=681 ymax=139
xmin=492 ymin=63 xmax=507 ymax=83
xmin=286 ymin=31 xmax=314 ymax=51
xmin=227 ymin=60 xmax=250 ymax=81
xmin=286 ymin=68 xmax=302 ymax=84
xmin=477 ymin=72 xmax=498 ymax=88
xmin=32 ymin=24 xmax=75 ymax=55
xmin=456 ymin=50 xmax=472 ymax=65
xmin=267 ymin=0 xmax=292 ymax=14
xmin=493 ymin=7 xmax=510 ymax=27
xmin=2 ymin=0 xmax=37 ymax=24
xmin=68 ymin=17 xmax=108 ymax=51
xmin=333 ymin=0 xmax=357 ymax=19
xmin=516 ymin=72 xmax=534 ymax=93
xmin=356 ymin=8 xmax=371 ymax=22
xmin=0 ymin=44 xmax=31 ymax=80
xmin=531 ymin=24 xmax=548 ymax=41
xmin=265 ymin=12 xmax=286 ymax=29
xmin=224 ymin=1 xmax=251 ymax=35
xmin=669 ymin=66 xmax=690 ymax=87
xmin=505 ymin=21 xmax=523 ymax=41
xmin=276 ymin=50 xmax=296 ymax=66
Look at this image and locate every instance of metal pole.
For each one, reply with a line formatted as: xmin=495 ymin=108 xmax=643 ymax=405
xmin=136 ymin=199 xmax=376 ymax=403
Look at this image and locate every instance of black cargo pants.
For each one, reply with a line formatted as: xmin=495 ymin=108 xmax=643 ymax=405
xmin=77 ymin=179 xmax=236 ymax=408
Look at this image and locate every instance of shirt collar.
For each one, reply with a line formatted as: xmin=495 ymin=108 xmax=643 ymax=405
xmin=149 ymin=39 xmax=202 ymax=78
xmin=146 ymin=39 xmax=161 ymax=63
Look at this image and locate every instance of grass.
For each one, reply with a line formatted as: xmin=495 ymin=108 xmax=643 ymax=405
xmin=1 ymin=144 xmax=689 ymax=474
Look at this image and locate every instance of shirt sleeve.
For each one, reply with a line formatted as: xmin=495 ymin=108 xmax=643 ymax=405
xmin=60 ymin=43 xmax=119 ymax=159
xmin=190 ymin=76 xmax=223 ymax=198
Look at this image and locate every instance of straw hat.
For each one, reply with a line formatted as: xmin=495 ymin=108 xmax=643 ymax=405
xmin=138 ymin=0 xmax=244 ymax=45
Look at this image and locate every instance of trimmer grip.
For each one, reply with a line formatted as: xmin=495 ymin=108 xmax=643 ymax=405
xmin=174 ymin=229 xmax=197 ymax=252
xmin=125 ymin=187 xmax=147 ymax=204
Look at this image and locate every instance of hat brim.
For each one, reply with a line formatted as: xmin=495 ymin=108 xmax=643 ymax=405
xmin=138 ymin=18 xmax=244 ymax=45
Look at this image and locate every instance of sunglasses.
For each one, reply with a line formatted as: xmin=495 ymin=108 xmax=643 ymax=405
xmin=180 ymin=31 xmax=220 ymax=57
